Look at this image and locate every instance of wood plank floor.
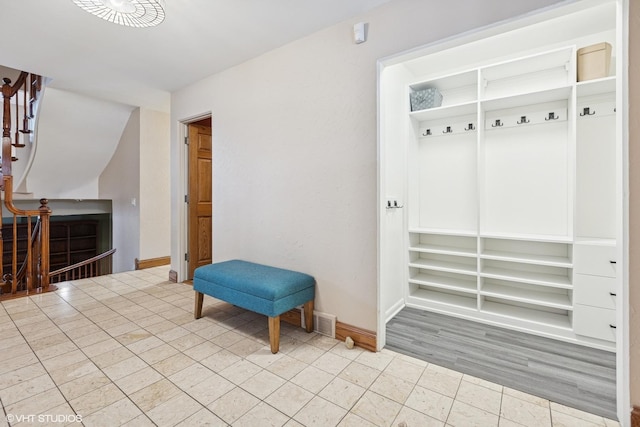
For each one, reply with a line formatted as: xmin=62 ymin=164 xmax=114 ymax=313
xmin=385 ymin=307 xmax=617 ymax=420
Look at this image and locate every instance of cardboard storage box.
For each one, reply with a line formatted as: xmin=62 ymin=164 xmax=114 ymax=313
xmin=410 ymin=87 xmax=443 ymax=111
xmin=577 ymin=42 xmax=612 ymax=82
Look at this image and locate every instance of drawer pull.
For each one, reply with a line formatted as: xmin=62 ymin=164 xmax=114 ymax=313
xmin=610 ymin=324 xmax=617 ymax=329
xmin=609 ymin=292 xmax=617 ymax=296
xmin=609 ymin=260 xmax=617 ymax=264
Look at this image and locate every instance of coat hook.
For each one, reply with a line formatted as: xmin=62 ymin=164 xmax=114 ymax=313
xmin=422 ymin=129 xmax=432 ymax=137
xmin=491 ymin=119 xmax=503 ymax=127
xmin=517 ymin=115 xmax=530 ymax=124
xmin=442 ymin=126 xmax=452 ymax=134
xmin=580 ymin=107 xmax=595 ymax=116
xmin=465 ymin=123 xmax=475 ymax=131
xmin=545 ymin=112 xmax=559 ymax=121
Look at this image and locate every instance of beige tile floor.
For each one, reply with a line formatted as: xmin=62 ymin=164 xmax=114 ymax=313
xmin=0 ymin=266 xmax=621 ymax=427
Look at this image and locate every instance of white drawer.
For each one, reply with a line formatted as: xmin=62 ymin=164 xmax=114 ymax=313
xmin=573 ymin=304 xmax=616 ymax=342
xmin=573 ymin=244 xmax=616 ymax=278
xmin=573 ymin=274 xmax=616 ymax=310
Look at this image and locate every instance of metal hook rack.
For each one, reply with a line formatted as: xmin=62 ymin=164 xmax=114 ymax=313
xmin=385 ymin=200 xmax=404 ymax=209
xmin=545 ymin=112 xmax=559 ymax=121
xmin=517 ymin=115 xmax=530 ymax=124
xmin=491 ymin=119 xmax=503 ymax=127
xmin=580 ymin=107 xmax=596 ymax=116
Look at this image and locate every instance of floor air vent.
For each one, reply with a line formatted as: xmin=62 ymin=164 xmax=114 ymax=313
xmin=301 ymin=310 xmax=336 ymax=338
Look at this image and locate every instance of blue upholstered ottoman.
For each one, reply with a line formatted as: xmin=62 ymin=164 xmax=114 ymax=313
xmin=193 ymin=260 xmax=315 ymax=353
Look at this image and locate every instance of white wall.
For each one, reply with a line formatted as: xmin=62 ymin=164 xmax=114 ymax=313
xmin=98 ymin=107 xmax=171 ymax=272
xmin=139 ymin=109 xmax=171 ymax=260
xmin=28 ymin=88 xmax=133 ymax=199
xmin=171 ymin=0 xmax=565 ymax=331
xmin=99 ymin=109 xmax=141 ymax=273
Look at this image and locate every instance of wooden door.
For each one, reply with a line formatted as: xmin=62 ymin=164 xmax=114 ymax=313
xmin=188 ymin=120 xmax=212 ymax=279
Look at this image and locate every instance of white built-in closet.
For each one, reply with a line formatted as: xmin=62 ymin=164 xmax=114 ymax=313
xmin=378 ymin=0 xmax=627 ymax=421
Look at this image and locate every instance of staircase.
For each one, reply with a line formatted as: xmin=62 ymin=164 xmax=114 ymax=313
xmin=0 ymin=68 xmax=119 ymax=300
xmin=0 ymin=70 xmax=54 ymax=298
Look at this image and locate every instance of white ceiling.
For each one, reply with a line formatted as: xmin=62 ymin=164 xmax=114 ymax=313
xmin=0 ymin=0 xmax=391 ymax=111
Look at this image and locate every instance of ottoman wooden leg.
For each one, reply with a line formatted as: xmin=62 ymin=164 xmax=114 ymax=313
xmin=194 ymin=291 xmax=204 ymax=319
xmin=268 ymin=316 xmax=280 ymax=354
xmin=303 ymin=300 xmax=314 ymax=333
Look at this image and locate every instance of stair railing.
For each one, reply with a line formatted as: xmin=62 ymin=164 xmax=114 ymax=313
xmin=50 ymin=248 xmax=116 ymax=284
xmin=1 ymin=70 xmax=51 ymax=298
xmin=12 ymin=217 xmax=41 ymax=289
xmin=1 ymin=175 xmax=52 ymax=296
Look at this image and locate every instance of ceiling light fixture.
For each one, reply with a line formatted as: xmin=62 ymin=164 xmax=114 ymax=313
xmin=71 ymin=0 xmax=165 ymax=28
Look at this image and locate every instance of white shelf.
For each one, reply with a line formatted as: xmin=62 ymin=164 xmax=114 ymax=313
xmin=481 ymin=86 xmax=572 ymax=112
xmin=479 ymin=232 xmax=572 ymax=244
xmin=480 ymin=250 xmax=571 ymax=268
xmin=482 ymin=301 xmax=572 ymax=330
xmin=481 ymin=283 xmax=572 ymax=310
xmin=409 ymin=258 xmax=476 ymax=275
xmin=409 ymin=70 xmax=477 ymax=92
xmin=574 ymin=237 xmax=616 ymax=246
xmin=576 ymin=76 xmax=616 ymax=97
xmin=480 ymin=47 xmax=573 ymax=82
xmin=409 ymin=228 xmax=477 ymax=237
xmin=409 ymin=69 xmax=478 ymax=113
xmin=480 ymin=47 xmax=572 ymax=102
xmin=410 ymin=243 xmax=476 ymax=258
xmin=409 ymin=272 xmax=477 ymax=294
xmin=480 ymin=267 xmax=571 ymax=289
xmin=410 ymin=101 xmax=477 ymax=122
xmin=410 ymin=288 xmax=477 ymax=310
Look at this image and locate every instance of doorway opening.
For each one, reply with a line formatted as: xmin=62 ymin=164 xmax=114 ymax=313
xmin=186 ymin=116 xmax=212 ymax=281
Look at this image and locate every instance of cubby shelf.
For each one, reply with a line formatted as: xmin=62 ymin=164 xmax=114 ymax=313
xmin=480 ymin=267 xmax=571 ymax=289
xmin=409 ymin=243 xmax=476 ymax=257
xmin=409 ymin=228 xmax=477 ymax=237
xmin=576 ymin=76 xmax=616 ymax=97
xmin=410 ymin=101 xmax=477 ymax=122
xmin=481 ymin=300 xmax=572 ymax=330
xmin=408 ymin=259 xmax=476 ymax=275
xmin=410 ymin=288 xmax=477 ymax=310
xmin=480 ymin=47 xmax=573 ymax=83
xmin=479 ymin=232 xmax=573 ymax=244
xmin=481 ymin=86 xmax=572 ymax=112
xmin=480 ymin=283 xmax=572 ymax=310
xmin=409 ymin=272 xmax=477 ymax=293
xmin=479 ymin=250 xmax=571 ymax=268
xmin=409 ymin=69 xmax=478 ymax=92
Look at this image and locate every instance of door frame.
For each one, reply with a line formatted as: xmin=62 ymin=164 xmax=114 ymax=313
xmin=177 ymin=112 xmax=212 ymax=282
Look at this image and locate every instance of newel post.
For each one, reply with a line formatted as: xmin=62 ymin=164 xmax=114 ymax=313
xmin=39 ymin=198 xmax=51 ymax=288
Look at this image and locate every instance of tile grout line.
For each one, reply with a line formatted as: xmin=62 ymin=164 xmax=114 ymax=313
xmin=2 ymin=267 xmax=619 ymax=427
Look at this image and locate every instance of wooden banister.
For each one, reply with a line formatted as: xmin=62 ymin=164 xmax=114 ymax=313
xmin=13 ymin=219 xmax=41 ymax=286
xmin=0 ymin=68 xmax=106 ymax=300
xmin=1 ymin=175 xmax=51 ymax=295
xmin=2 ymin=72 xmax=29 ymax=179
xmin=50 ymin=248 xmax=116 ymax=284
xmin=0 ymin=68 xmax=56 ymax=300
